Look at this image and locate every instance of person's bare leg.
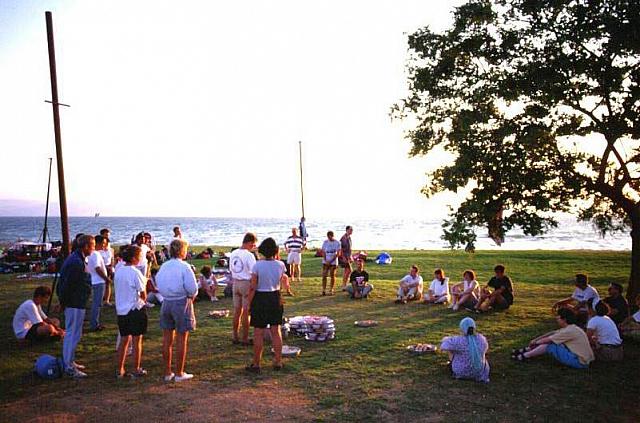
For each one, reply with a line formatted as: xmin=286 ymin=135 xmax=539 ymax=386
xmin=270 ymin=325 xmax=283 ymax=366
xmin=252 ymin=328 xmax=264 ymax=366
xmin=329 ymin=267 xmax=337 ymax=293
xmin=176 ymin=331 xmax=189 ymax=376
xmin=232 ymin=306 xmax=241 ymax=341
xmin=133 ymin=335 xmax=143 ymax=370
xmin=342 ymin=265 xmax=351 ymax=288
xmin=117 ymin=335 xmax=131 ymax=376
xmin=322 ymin=265 xmax=328 ymax=293
xmin=104 ymin=282 xmax=112 ymax=304
xmin=241 ymin=303 xmax=250 ymax=343
xmin=523 ymin=343 xmax=548 ymax=358
xmin=162 ymin=330 xmax=174 ymax=377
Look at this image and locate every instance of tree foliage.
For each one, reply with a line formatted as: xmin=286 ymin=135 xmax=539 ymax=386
xmin=395 ymin=0 xmax=640 ymax=297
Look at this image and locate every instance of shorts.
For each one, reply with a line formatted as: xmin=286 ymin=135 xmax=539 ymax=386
xmin=546 ymin=343 xmax=588 ymax=369
xmin=233 ymin=279 xmax=251 ymax=309
xmin=287 ymin=251 xmax=301 ymax=265
xmin=160 ymin=298 xmax=195 ymax=333
xmin=338 ymin=256 xmax=352 ymax=269
xmin=117 ymin=308 xmax=148 ymax=336
xmin=250 ymin=291 xmax=283 ymax=328
xmin=25 ymin=322 xmax=47 ymax=342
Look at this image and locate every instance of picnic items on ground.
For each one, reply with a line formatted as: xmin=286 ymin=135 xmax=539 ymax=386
xmin=406 ymin=343 xmax=437 ymax=355
xmin=288 ymin=315 xmax=336 ymax=342
xmin=272 ymin=345 xmax=302 ymax=357
xmin=354 ymin=320 xmax=379 ymax=327
xmin=208 ymin=309 xmax=230 ymax=318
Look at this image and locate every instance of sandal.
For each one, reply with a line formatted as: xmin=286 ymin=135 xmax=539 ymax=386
xmin=131 ymin=368 xmax=147 ymax=378
xmin=245 ymin=364 xmax=261 ymax=374
xmin=511 ymin=352 xmax=527 ymax=362
xmin=511 ymin=347 xmax=528 ymax=356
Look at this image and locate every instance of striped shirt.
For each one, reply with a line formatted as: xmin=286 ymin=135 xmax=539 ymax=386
xmin=284 ymin=235 xmax=304 ymax=253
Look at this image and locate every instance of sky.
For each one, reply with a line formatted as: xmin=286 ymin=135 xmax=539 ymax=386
xmin=0 ymin=0 xmax=466 ymax=219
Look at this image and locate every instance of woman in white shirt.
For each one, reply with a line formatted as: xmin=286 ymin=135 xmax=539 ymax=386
xmin=587 ymin=300 xmax=623 ymax=361
xmin=450 ymin=270 xmax=480 ymax=311
xmin=424 ymin=268 xmax=450 ymax=304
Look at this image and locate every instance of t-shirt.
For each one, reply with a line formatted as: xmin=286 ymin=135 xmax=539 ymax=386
xmin=87 ymin=251 xmax=107 ymax=285
xmin=322 ymin=239 xmax=341 ymax=266
xmin=429 ymin=278 xmax=450 ymax=297
xmin=603 ymin=295 xmax=629 ymax=325
xmin=571 ymin=285 xmax=599 ymax=304
xmin=114 ymin=265 xmax=146 ymax=316
xmin=284 ymin=236 xmax=304 ymax=253
xmin=252 ymin=260 xmax=285 ymax=292
xmin=198 ymin=275 xmax=216 ymax=289
xmin=549 ymin=324 xmax=595 ymax=365
xmin=229 ymin=248 xmax=257 ymax=280
xmin=587 ymin=315 xmax=622 ymax=346
xmin=488 ymin=276 xmax=514 ymax=305
xmin=350 ymin=270 xmax=369 ymax=287
xmin=136 ymin=244 xmax=151 ymax=276
xmin=340 ymin=234 xmax=352 ymax=258
xmin=463 ymin=279 xmax=479 ymax=296
xmin=633 ymin=310 xmax=640 ymax=323
xmin=13 ymin=299 xmax=47 ymax=339
xmin=400 ymin=274 xmax=423 ymax=289
xmin=100 ymin=247 xmax=114 ymax=268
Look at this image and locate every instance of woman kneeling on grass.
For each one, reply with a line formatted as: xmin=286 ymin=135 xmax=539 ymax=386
xmin=246 ymin=237 xmax=289 ymax=373
xmin=511 ymin=308 xmax=594 ymax=369
xmin=440 ymin=317 xmax=490 ymax=383
xmin=114 ymin=245 xmax=148 ymax=378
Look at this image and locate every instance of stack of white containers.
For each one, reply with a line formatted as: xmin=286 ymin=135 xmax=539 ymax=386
xmin=288 ymin=315 xmax=335 ymax=342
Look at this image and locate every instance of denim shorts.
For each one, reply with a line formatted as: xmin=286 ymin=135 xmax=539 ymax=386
xmin=160 ymin=298 xmax=196 ymax=333
xmin=547 ymin=343 xmax=588 ymax=369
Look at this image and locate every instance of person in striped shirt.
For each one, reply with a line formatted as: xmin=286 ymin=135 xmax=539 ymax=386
xmin=284 ymin=228 xmax=305 ymax=282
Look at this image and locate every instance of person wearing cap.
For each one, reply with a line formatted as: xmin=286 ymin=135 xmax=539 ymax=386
xmin=284 ymin=227 xmax=305 ymax=282
xmin=603 ymin=282 xmax=629 ymax=326
xmin=440 ymin=317 xmax=490 ymax=383
xmin=511 ymin=308 xmax=594 ymax=369
xmin=586 ymin=299 xmax=623 ymax=361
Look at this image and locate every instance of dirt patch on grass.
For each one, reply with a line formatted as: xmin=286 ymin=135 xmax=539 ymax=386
xmin=2 ymin=379 xmax=314 ymax=423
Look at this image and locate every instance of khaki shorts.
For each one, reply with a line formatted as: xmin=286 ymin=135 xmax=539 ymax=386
xmin=233 ymin=279 xmax=251 ymax=309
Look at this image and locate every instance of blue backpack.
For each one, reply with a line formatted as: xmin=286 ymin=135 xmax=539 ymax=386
xmin=35 ymin=354 xmax=64 ymax=379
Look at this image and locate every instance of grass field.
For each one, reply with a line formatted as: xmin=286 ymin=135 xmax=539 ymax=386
xmin=0 ymin=249 xmax=638 ymax=422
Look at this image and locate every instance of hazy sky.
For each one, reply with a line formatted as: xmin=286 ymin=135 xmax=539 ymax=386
xmin=0 ymin=0 xmax=465 ymax=219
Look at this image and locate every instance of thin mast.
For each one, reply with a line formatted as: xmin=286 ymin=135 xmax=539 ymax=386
xmin=41 ymin=157 xmax=52 ymax=243
xmin=45 ymin=11 xmax=70 ymax=258
xmin=298 ymin=141 xmax=305 ymax=218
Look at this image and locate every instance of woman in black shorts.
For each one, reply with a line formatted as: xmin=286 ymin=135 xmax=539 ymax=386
xmin=246 ymin=237 xmax=289 ymax=373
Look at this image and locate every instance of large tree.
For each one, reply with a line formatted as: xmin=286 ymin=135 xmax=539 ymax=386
xmin=394 ymin=0 xmax=640 ymax=300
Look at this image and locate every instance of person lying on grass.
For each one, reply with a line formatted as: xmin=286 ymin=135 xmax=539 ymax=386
xmin=586 ymin=299 xmax=623 ymax=362
xmin=395 ymin=265 xmax=423 ymax=304
xmin=114 ymin=245 xmax=149 ymax=378
xmin=197 ymin=265 xmax=218 ymax=302
xmin=551 ymin=273 xmax=599 ymax=324
xmin=346 ymin=258 xmax=374 ymax=299
xmin=246 ymin=237 xmax=288 ymax=373
xmin=440 ymin=317 xmax=490 ymax=383
xmin=449 ymin=270 xmax=480 ymax=312
xmin=475 ymin=264 xmax=514 ymax=312
xmin=423 ymin=268 xmax=450 ymax=305
xmin=13 ymin=285 xmax=65 ymax=343
xmin=511 ymin=308 xmax=594 ymax=369
xmin=620 ymin=294 xmax=640 ymax=337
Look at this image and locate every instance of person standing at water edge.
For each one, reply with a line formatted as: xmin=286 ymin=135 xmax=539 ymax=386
xmin=87 ymin=235 xmax=111 ymax=331
xmin=299 ymin=217 xmax=308 ymax=245
xmin=99 ymin=228 xmax=115 ymax=307
xmin=230 ymin=233 xmax=257 ymax=346
xmin=156 ymin=239 xmax=198 ymax=382
xmin=173 ymin=226 xmax=183 ymax=240
xmin=284 ymin=227 xmax=305 ymax=282
xmin=339 ymin=226 xmax=353 ymax=290
xmin=321 ymin=231 xmax=341 ymax=296
xmin=57 ymin=234 xmax=95 ymax=378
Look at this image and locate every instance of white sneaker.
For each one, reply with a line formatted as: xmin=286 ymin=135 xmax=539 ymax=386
xmin=145 ymin=302 xmax=155 ymax=308
xmin=174 ymin=372 xmax=194 ymax=382
xmin=452 ymin=304 xmax=459 ymax=311
xmin=448 ymin=303 xmax=455 ymax=309
xmin=66 ymin=367 xmax=88 ymax=378
xmin=164 ymin=372 xmax=175 ymax=382
xmin=211 ymin=297 xmax=219 ymax=302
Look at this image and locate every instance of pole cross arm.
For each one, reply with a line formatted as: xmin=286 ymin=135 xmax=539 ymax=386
xmin=44 ymin=100 xmax=70 ymax=107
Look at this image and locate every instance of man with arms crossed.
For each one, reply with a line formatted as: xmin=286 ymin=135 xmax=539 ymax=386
xmin=229 ymin=233 xmax=257 ymax=346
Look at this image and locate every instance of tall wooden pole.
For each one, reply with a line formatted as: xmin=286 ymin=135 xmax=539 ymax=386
xmin=45 ymin=11 xmax=70 ymax=258
xmin=41 ymin=157 xmax=52 ymax=243
xmin=298 ymin=141 xmax=305 ymax=219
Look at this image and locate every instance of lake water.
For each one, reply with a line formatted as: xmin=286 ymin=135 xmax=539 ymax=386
xmin=0 ymin=216 xmax=630 ymax=250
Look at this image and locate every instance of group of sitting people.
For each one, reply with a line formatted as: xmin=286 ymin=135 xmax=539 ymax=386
xmin=392 ymin=264 xmax=514 ymax=313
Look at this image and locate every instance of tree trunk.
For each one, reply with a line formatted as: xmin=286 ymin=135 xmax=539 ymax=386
xmin=628 ymin=209 xmax=640 ymax=303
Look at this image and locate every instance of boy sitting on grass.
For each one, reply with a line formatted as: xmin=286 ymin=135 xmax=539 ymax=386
xmin=346 ymin=258 xmax=373 ymax=299
xmin=396 ymin=265 xmax=423 ymax=304
xmin=475 ymin=265 xmax=514 ymax=312
xmin=13 ymin=286 xmax=65 ymax=343
xmin=552 ymin=273 xmax=599 ymax=324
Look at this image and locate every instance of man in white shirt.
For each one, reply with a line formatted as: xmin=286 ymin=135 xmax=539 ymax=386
xmin=396 ymin=265 xmax=423 ymax=303
xmin=553 ymin=274 xmax=600 ymax=324
xmin=13 ymin=286 xmax=64 ymax=342
xmin=88 ymin=235 xmax=111 ymax=331
xmin=321 ymin=231 xmax=341 ymax=296
xmin=229 ymin=233 xmax=257 ymax=346
xmin=173 ymin=226 xmax=183 ymax=240
xmin=284 ymin=227 xmax=305 ymax=282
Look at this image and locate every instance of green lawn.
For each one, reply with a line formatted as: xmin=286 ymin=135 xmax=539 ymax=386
xmin=0 ymin=249 xmax=638 ymax=422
